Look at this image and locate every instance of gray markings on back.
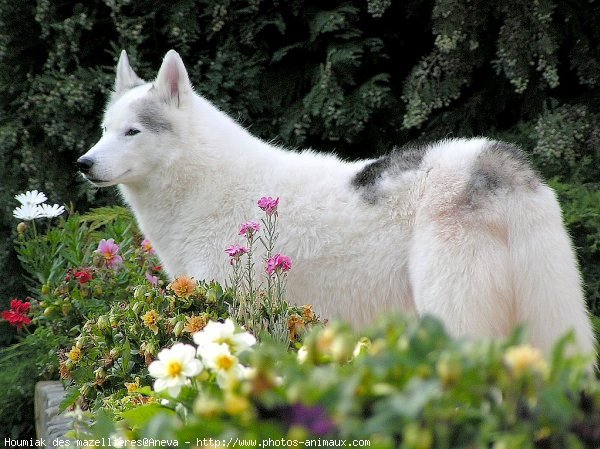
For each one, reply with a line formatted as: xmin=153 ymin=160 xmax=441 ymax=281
xmin=352 ymin=144 xmax=427 ymax=203
xmin=466 ymin=141 xmax=539 ymax=205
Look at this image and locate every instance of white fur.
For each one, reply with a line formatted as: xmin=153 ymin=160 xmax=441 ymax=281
xmin=79 ymin=50 xmax=596 ymax=356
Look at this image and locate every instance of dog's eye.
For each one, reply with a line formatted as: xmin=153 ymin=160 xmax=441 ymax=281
xmin=125 ymin=128 xmax=141 ymax=137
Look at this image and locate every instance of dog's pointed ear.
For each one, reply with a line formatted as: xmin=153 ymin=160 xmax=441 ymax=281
xmin=154 ymin=50 xmax=191 ymax=106
xmin=115 ymin=50 xmax=144 ymax=94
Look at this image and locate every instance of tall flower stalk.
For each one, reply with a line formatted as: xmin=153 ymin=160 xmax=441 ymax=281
xmin=258 ymin=197 xmax=279 ymax=300
xmin=225 ymin=196 xmax=292 ymax=344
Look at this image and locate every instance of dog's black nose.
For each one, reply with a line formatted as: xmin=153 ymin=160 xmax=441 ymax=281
xmin=77 ymin=157 xmax=94 ymax=174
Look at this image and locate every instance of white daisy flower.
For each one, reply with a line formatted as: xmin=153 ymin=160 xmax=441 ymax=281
xmin=148 ymin=343 xmax=203 ymax=397
xmin=15 ymin=190 xmax=47 ymax=206
xmin=13 ymin=204 xmax=42 ymax=221
xmin=193 ymin=319 xmax=256 ymax=355
xmin=200 ymin=342 xmax=248 ymax=388
xmin=38 ymin=203 xmax=65 ymax=218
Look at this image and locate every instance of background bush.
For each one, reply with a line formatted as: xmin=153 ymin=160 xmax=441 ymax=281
xmin=1 ymin=1 xmax=599 ymax=339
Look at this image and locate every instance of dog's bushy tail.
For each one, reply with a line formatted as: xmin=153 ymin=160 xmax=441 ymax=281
xmin=410 ymin=173 xmax=595 ymax=357
xmin=508 ymin=184 xmax=596 ymax=356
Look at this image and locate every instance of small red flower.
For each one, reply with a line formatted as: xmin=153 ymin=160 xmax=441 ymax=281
xmin=74 ymin=269 xmax=93 ymax=285
xmin=2 ymin=299 xmax=31 ymax=329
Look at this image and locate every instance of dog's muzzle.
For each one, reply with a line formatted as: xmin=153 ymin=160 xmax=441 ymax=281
xmin=77 ymin=157 xmax=94 ymax=175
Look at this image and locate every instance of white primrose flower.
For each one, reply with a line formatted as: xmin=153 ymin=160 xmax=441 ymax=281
xmin=38 ymin=203 xmax=65 ymax=218
xmin=193 ymin=318 xmax=256 ymax=355
xmin=148 ymin=343 xmax=203 ymax=398
xmin=200 ymin=342 xmax=249 ymax=388
xmin=13 ymin=203 xmax=42 ymax=220
xmin=15 ymin=190 xmax=47 ymax=206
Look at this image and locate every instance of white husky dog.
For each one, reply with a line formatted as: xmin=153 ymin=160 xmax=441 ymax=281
xmin=78 ymin=50 xmax=595 ymax=355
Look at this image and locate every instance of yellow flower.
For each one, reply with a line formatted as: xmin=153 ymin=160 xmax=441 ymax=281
xmin=142 ymin=309 xmax=160 ymax=335
xmin=169 ymin=275 xmax=196 ymax=298
xmin=302 ymin=304 xmax=316 ymax=322
xmin=184 ymin=314 xmax=208 ymax=334
xmin=125 ymin=377 xmax=141 ymax=393
xmin=67 ymin=345 xmax=82 ymax=362
xmin=504 ymin=344 xmax=549 ymax=378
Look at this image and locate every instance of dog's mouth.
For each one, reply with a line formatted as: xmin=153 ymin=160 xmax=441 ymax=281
xmin=82 ymin=169 xmax=132 ymax=186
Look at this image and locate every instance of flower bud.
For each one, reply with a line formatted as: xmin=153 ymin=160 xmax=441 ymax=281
xmin=17 ymin=222 xmax=28 ymax=234
xmin=131 ymin=302 xmax=144 ymax=315
xmin=62 ymin=302 xmax=72 ymax=316
xmin=173 ymin=321 xmax=185 ymax=337
xmin=97 ymin=315 xmax=110 ymax=331
xmin=43 ymin=306 xmax=56 ymax=317
xmin=41 ymin=284 xmax=51 ymax=295
xmin=133 ymin=286 xmax=145 ymax=301
xmin=79 ymin=384 xmax=93 ymax=397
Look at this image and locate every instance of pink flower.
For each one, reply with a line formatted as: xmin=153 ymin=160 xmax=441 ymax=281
xmin=141 ymin=238 xmax=155 ymax=254
xmin=2 ymin=299 xmax=31 ymax=329
xmin=239 ymin=220 xmax=261 ymax=237
xmin=257 ymin=196 xmax=279 ymax=215
xmin=225 ymin=244 xmax=249 ymax=265
xmin=95 ymin=238 xmax=123 ymax=270
xmin=146 ymin=272 xmax=159 ymax=286
xmin=266 ymin=254 xmax=292 ymax=275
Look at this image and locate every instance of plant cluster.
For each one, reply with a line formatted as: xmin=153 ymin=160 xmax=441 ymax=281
xmin=71 ymin=315 xmax=600 ymax=449
xmin=59 ymin=276 xmax=232 ymax=411
xmin=228 ymin=196 xmax=307 ymax=345
xmin=0 ymin=192 xmax=320 ymax=437
xmin=1 ymin=196 xmax=154 ymax=437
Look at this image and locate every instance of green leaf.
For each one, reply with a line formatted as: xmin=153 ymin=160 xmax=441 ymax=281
xmin=59 ymin=386 xmax=81 ymax=413
xmin=121 ymin=403 xmax=174 ymax=429
xmin=122 ymin=338 xmax=133 ymax=373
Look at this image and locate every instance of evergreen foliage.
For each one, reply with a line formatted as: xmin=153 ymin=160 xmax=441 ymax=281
xmin=1 ymin=0 xmax=599 ymax=340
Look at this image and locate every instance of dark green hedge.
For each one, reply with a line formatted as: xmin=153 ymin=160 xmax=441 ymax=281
xmin=1 ymin=0 xmax=599 ymax=344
